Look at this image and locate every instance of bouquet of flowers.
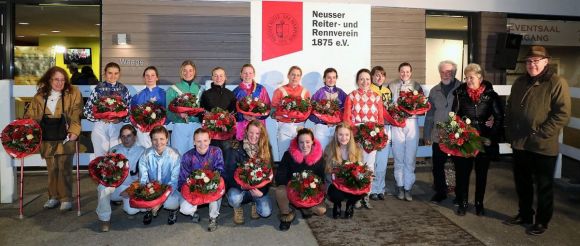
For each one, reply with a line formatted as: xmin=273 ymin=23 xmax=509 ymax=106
xmin=1 ymin=119 xmax=42 ymax=158
xmin=332 ymin=161 xmax=373 ymax=195
xmin=202 ymin=108 xmax=236 ymax=140
xmin=129 ymin=102 xmax=167 ymax=132
xmin=92 ymin=95 xmax=128 ymax=121
xmin=397 ymin=89 xmax=431 ymax=115
xmin=181 ymin=169 xmax=225 ymax=206
xmin=128 ymin=181 xmax=172 ymax=208
xmin=383 ymin=101 xmax=409 ymax=128
xmin=168 ymin=93 xmax=204 ymax=117
xmin=436 ymin=112 xmax=484 ymax=157
xmin=234 ymin=158 xmax=273 ymax=190
xmin=354 ymin=122 xmax=388 ymax=153
xmin=88 ymin=152 xmax=129 ymax=187
xmin=286 ymin=170 xmax=325 ymax=208
xmin=312 ymin=99 xmax=342 ymax=124
xmin=236 ymin=96 xmax=270 ymax=119
xmin=275 ymin=96 xmax=312 ymax=123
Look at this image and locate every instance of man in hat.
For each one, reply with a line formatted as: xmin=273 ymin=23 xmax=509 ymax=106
xmin=503 ymin=45 xmax=571 ymax=235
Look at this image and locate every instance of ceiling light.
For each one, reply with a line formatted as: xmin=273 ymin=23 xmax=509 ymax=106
xmin=115 ymin=33 xmax=129 ymax=45
xmin=18 ymin=22 xmax=30 ymax=25
xmin=95 ymin=24 xmax=101 ymax=26
xmin=51 ymin=30 xmax=61 ymax=33
xmin=17 ymin=36 xmax=25 ymax=38
xmin=39 ymin=33 xmax=48 ymax=36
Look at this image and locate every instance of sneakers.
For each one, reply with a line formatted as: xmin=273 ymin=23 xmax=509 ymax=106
xmin=191 ymin=212 xmax=200 ymax=223
xmin=404 ymin=190 xmax=413 ymax=202
xmin=208 ymin=217 xmax=218 ymax=232
xmin=143 ymin=211 xmax=153 ymax=225
xmin=369 ymin=193 xmax=380 ymax=201
xmin=397 ymin=187 xmax=405 ymax=200
xmin=43 ymin=199 xmax=60 ymax=209
xmin=361 ymin=196 xmax=373 ymax=209
xmin=250 ymin=202 xmax=260 ymax=219
xmin=233 ymin=207 xmax=244 ymax=225
xmin=167 ymin=210 xmax=178 ymax=225
xmin=59 ymin=202 xmax=72 ymax=211
xmin=100 ymin=220 xmax=110 ymax=232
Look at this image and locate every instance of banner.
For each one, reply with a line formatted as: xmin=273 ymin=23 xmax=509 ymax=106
xmin=507 ymin=18 xmax=580 ymax=46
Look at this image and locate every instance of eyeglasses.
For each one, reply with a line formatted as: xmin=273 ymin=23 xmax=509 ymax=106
xmin=525 ymin=58 xmax=546 ymax=65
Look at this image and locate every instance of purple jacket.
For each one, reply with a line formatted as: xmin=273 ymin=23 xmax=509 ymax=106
xmin=308 ymin=85 xmax=347 ymax=124
xmin=178 ymin=146 xmax=225 ymax=190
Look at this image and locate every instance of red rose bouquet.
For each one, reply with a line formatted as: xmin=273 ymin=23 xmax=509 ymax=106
xmin=397 ymin=89 xmax=431 ymax=115
xmin=436 ymin=112 xmax=484 ymax=157
xmin=286 ymin=170 xmax=325 ymax=208
xmin=129 ymin=102 xmax=167 ymax=132
xmin=312 ymin=99 xmax=342 ymax=124
xmin=168 ymin=93 xmax=204 ymax=116
xmin=202 ymin=108 xmax=236 ymax=140
xmin=236 ymin=95 xmax=270 ymax=119
xmin=354 ymin=122 xmax=388 ymax=153
xmin=181 ymin=169 xmax=225 ymax=206
xmin=383 ymin=101 xmax=409 ymax=128
xmin=332 ymin=161 xmax=373 ymax=195
xmin=234 ymin=158 xmax=273 ymax=190
xmin=92 ymin=95 xmax=128 ymax=121
xmin=1 ymin=119 xmax=42 ymax=158
xmin=275 ymin=96 xmax=312 ymax=123
xmin=88 ymin=152 xmax=129 ymax=187
xmin=128 ymin=181 xmax=172 ymax=208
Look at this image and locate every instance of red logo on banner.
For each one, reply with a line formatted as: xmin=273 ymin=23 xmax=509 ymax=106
xmin=262 ymin=1 xmax=303 ymax=61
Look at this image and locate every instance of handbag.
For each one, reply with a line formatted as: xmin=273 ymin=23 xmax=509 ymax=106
xmin=40 ymin=96 xmax=69 ymax=141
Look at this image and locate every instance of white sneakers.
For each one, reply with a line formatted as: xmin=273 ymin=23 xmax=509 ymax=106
xmin=43 ymin=199 xmax=60 ymax=209
xmin=60 ymin=202 xmax=72 ymax=211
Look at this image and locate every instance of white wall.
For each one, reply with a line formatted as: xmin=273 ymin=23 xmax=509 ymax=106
xmin=425 ymin=39 xmax=464 ymax=84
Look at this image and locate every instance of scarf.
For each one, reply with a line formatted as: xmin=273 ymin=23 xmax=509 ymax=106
xmin=243 ymin=138 xmax=258 ymax=158
xmin=467 ymin=84 xmax=486 ymax=104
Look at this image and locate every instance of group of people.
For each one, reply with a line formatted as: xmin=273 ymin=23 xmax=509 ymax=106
xmin=25 ymin=45 xmax=570 ymax=236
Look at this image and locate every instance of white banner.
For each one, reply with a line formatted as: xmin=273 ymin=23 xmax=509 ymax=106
xmin=508 ymin=18 xmax=580 ymax=46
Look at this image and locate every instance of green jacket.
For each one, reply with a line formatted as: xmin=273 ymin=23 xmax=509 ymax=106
xmin=165 ymin=80 xmax=204 ymax=123
xmin=506 ymin=67 xmax=571 ymax=156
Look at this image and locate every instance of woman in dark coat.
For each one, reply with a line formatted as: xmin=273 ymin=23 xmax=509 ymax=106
xmin=452 ymin=63 xmax=504 ymax=216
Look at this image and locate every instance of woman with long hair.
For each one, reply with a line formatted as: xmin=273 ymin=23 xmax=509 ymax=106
xmin=26 ymin=66 xmax=83 ymax=211
xmin=166 ymin=60 xmax=204 ymax=155
xmin=324 ymin=123 xmax=364 ymax=219
xmin=224 ymin=120 xmax=273 ymax=225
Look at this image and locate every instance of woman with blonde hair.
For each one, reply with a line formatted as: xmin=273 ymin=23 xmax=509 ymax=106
xmin=324 ymin=122 xmax=364 ymax=219
xmin=224 ymin=120 xmax=273 ymax=225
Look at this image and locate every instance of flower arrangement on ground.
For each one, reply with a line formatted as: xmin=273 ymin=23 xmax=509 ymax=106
xmin=353 ymin=122 xmax=388 ymax=153
xmin=88 ymin=152 xmax=129 ymax=187
xmin=436 ymin=112 xmax=484 ymax=157
xmin=275 ymin=96 xmax=312 ymax=123
xmin=1 ymin=119 xmax=42 ymax=158
xmin=311 ymin=98 xmax=342 ymax=124
xmin=236 ymin=95 xmax=270 ymax=119
xmin=332 ymin=161 xmax=373 ymax=195
xmin=92 ymin=95 xmax=128 ymax=121
xmin=287 ymin=170 xmax=325 ymax=208
xmin=234 ymin=157 xmax=273 ymax=190
xmin=397 ymin=89 xmax=431 ymax=115
xmin=181 ymin=169 xmax=225 ymax=206
xmin=129 ymin=102 xmax=167 ymax=132
xmin=202 ymin=107 xmax=236 ymax=140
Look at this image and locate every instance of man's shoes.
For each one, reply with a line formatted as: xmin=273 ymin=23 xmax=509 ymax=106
xmin=167 ymin=210 xmax=178 ymax=225
xmin=208 ymin=217 xmax=218 ymax=232
xmin=43 ymin=199 xmax=60 ymax=209
xmin=59 ymin=202 xmax=72 ymax=211
xmin=191 ymin=212 xmax=201 ymax=223
xmin=404 ymin=190 xmax=413 ymax=202
xmin=430 ymin=193 xmax=447 ymax=203
xmin=100 ymin=220 xmax=110 ymax=232
xmin=503 ymin=214 xmax=533 ymax=226
xmin=369 ymin=194 xmax=379 ymax=201
xmin=475 ymin=202 xmax=485 ymax=216
xmin=377 ymin=193 xmax=385 ymax=200
xmin=526 ymin=224 xmax=547 ymax=235
xmin=143 ymin=211 xmax=153 ymax=225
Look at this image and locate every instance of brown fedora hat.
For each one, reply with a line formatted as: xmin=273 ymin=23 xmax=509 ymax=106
xmin=525 ymin=45 xmax=550 ymax=58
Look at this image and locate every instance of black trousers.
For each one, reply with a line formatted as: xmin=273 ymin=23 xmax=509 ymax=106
xmin=513 ymin=149 xmax=556 ymax=226
xmin=327 ymin=184 xmax=364 ymax=205
xmin=432 ymin=143 xmax=449 ymax=194
xmin=452 ymin=154 xmax=490 ymax=203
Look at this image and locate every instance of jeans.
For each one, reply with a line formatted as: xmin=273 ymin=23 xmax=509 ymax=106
xmin=226 ymin=187 xmax=272 ymax=218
